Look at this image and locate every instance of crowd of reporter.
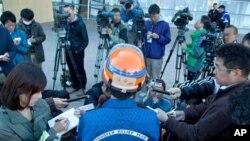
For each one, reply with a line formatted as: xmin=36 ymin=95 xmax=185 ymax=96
xmin=0 ymin=0 xmax=250 ymax=141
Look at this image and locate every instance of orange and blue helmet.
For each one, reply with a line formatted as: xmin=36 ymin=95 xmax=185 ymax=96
xmin=103 ymin=43 xmax=147 ymax=93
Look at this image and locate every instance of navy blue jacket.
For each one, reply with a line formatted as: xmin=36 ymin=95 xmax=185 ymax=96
xmin=77 ymin=99 xmax=160 ymax=141
xmin=84 ymin=81 xmax=103 ymax=106
xmin=143 ymin=18 xmax=171 ymax=59
xmin=0 ymin=26 xmax=16 ymax=76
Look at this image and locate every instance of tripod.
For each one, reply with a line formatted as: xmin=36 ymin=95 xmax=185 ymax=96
xmin=200 ymin=58 xmax=215 ymax=79
xmin=52 ymin=28 xmax=85 ymax=95
xmin=52 ymin=29 xmax=68 ymax=90
xmin=160 ymin=34 xmax=187 ymax=85
xmin=94 ymin=34 xmax=111 ymax=83
xmin=135 ymin=31 xmax=143 ymax=48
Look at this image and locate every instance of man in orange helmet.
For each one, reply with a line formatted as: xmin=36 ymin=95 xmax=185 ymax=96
xmin=77 ymin=43 xmax=160 ymax=141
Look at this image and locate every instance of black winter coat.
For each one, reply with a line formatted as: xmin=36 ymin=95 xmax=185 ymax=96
xmin=67 ymin=16 xmax=89 ymax=55
xmin=163 ymin=80 xmax=250 ymax=141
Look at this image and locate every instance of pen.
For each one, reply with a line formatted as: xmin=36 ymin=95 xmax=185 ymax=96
xmin=55 ymin=119 xmax=62 ymax=122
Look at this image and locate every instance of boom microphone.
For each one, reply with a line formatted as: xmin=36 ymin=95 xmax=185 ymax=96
xmin=66 ymin=95 xmax=90 ymax=102
xmin=151 ymin=89 xmax=171 ymax=95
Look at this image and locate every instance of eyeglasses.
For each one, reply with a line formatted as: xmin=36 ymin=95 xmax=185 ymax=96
xmin=223 ymin=33 xmax=236 ymax=37
xmin=214 ymin=65 xmax=235 ymax=72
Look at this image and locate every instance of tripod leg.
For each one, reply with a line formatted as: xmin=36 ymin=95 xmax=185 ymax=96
xmin=104 ymin=38 xmax=109 ymax=59
xmin=160 ymin=36 xmax=179 ymax=79
xmin=60 ymin=46 xmax=67 ymax=90
xmin=52 ymin=39 xmax=61 ymax=90
xmin=94 ymin=39 xmax=105 ymax=83
xmin=182 ymin=49 xmax=188 ymax=81
xmin=174 ymin=43 xmax=183 ymax=85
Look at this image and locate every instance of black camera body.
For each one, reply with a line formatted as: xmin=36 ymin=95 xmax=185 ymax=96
xmin=53 ymin=5 xmax=70 ymax=31
xmin=135 ymin=15 xmax=145 ymax=34
xmin=200 ymin=22 xmax=223 ymax=52
xmin=171 ymin=7 xmax=193 ymax=28
xmin=171 ymin=7 xmax=193 ymax=43
xmin=200 ymin=22 xmax=223 ymax=69
xmin=96 ymin=10 xmax=113 ymax=38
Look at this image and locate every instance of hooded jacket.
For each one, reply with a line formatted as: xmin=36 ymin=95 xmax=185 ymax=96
xmin=143 ymin=17 xmax=171 ymax=59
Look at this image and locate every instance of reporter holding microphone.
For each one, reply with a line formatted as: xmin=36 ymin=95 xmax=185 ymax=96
xmin=157 ymin=44 xmax=250 ymax=141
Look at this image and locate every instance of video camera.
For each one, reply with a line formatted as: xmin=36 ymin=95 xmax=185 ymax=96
xmin=200 ymin=22 xmax=223 ymax=55
xmin=171 ymin=7 xmax=193 ymax=27
xmin=171 ymin=7 xmax=193 ymax=40
xmin=53 ymin=4 xmax=70 ymax=33
xmin=199 ymin=22 xmax=223 ymax=71
xmin=96 ymin=9 xmax=113 ymax=38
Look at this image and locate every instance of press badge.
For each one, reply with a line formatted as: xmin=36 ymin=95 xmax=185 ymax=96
xmin=147 ymin=35 xmax=152 ymax=43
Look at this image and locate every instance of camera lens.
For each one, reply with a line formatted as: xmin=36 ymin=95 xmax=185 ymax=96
xmin=125 ymin=3 xmax=132 ymax=9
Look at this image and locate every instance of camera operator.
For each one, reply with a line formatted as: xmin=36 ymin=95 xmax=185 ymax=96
xmin=98 ymin=8 xmax=128 ymax=47
xmin=157 ymin=44 xmax=250 ymax=141
xmin=120 ymin=0 xmax=144 ymax=44
xmin=223 ymin=25 xmax=238 ymax=44
xmin=77 ymin=44 xmax=160 ymax=141
xmin=109 ymin=8 xmax=128 ymax=46
xmin=218 ymin=5 xmax=230 ymax=31
xmin=17 ymin=8 xmax=46 ymax=68
xmin=143 ymin=4 xmax=171 ymax=80
xmin=182 ymin=15 xmax=211 ymax=81
xmin=63 ymin=4 xmax=89 ymax=94
xmin=208 ymin=3 xmax=220 ymax=23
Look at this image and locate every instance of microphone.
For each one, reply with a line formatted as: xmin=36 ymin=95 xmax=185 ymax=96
xmin=66 ymin=95 xmax=90 ymax=102
xmin=151 ymin=89 xmax=171 ymax=95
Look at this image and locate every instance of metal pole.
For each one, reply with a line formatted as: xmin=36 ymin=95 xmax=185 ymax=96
xmin=87 ymin=0 xmax=90 ymax=20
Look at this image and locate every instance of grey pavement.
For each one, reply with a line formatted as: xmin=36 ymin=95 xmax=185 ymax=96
xmin=41 ymin=19 xmax=245 ymax=108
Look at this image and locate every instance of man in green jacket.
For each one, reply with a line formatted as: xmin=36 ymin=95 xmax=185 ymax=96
xmin=184 ymin=15 xmax=211 ymax=80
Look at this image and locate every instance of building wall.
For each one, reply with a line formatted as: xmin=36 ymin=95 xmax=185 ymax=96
xmin=1 ymin=0 xmax=249 ymax=32
xmin=2 ymin=0 xmax=54 ymax=23
xmin=95 ymin=0 xmax=250 ymax=32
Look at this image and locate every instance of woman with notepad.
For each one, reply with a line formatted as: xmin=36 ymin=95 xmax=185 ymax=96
xmin=0 ymin=63 xmax=69 ymax=141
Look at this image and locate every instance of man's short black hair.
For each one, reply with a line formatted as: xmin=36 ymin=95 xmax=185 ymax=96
xmin=218 ymin=5 xmax=226 ymax=9
xmin=215 ymin=43 xmax=250 ymax=77
xmin=230 ymin=85 xmax=250 ymax=125
xmin=20 ymin=8 xmax=34 ymax=20
xmin=112 ymin=8 xmax=121 ymax=13
xmin=148 ymin=4 xmax=160 ymax=15
xmin=200 ymin=15 xmax=211 ymax=31
xmin=242 ymin=32 xmax=250 ymax=45
xmin=213 ymin=3 xmax=217 ymax=6
xmin=108 ymin=87 xmax=135 ymax=99
xmin=64 ymin=4 xmax=75 ymax=9
xmin=0 ymin=11 xmax=16 ymax=24
xmin=225 ymin=25 xmax=238 ymax=35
